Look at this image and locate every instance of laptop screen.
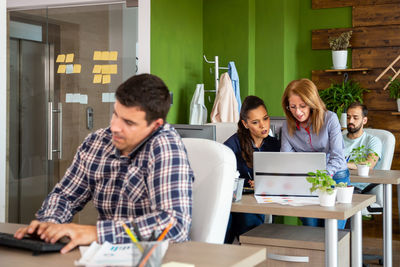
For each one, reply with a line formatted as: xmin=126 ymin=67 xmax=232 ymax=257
xmin=253 ymin=152 xmax=326 ymax=196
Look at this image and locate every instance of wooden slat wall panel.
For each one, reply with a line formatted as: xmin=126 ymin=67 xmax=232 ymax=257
xmin=366 ymin=111 xmax=400 ymax=131
xmin=353 ymin=4 xmax=400 ymax=27
xmin=312 ymin=0 xmax=400 ymax=9
xmin=393 ymin=132 xmax=400 ymax=153
xmin=363 ymin=89 xmax=397 ymax=110
xmin=391 ymin=153 xmax=400 ymax=169
xmin=352 ymin=47 xmax=400 ymax=68
xmin=312 ymin=25 xmax=400 ymax=50
xmin=312 ymin=69 xmax=390 ymax=90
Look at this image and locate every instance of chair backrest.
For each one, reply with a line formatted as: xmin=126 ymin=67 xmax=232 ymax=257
xmin=363 ymin=128 xmax=395 ymax=170
xmin=182 ymin=138 xmax=237 ymax=244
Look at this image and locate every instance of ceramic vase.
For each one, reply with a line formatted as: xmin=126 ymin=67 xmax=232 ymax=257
xmin=332 ymin=50 xmax=348 ymax=70
xmin=357 ymin=164 xmax=370 ymax=177
xmin=318 ymin=189 xmax=337 ymax=207
xmin=337 ymin=186 xmax=354 ymax=203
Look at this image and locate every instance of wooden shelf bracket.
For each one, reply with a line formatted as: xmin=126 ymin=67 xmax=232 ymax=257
xmin=375 ymin=55 xmax=400 ymax=90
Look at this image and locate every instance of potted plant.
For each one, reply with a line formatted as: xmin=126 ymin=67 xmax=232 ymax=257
xmin=348 ymin=145 xmax=378 ymax=177
xmin=388 ymin=78 xmax=400 ymax=112
xmin=336 ymin=182 xmax=354 ymax=204
xmin=329 ymin=30 xmax=352 ymax=69
xmin=306 ymin=170 xmax=337 ymax=207
xmin=319 ymin=79 xmax=367 ymax=128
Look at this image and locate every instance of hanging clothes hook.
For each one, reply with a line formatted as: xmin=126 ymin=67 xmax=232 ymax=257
xmin=343 ymin=72 xmax=349 ymax=83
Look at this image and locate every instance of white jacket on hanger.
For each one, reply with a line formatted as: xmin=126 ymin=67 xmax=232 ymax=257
xmin=210 ymin=73 xmax=239 ymax=123
xmin=189 ymin=84 xmax=207 ymax=125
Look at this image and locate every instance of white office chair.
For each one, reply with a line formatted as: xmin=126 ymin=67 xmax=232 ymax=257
xmin=182 ymin=138 xmax=237 ymax=244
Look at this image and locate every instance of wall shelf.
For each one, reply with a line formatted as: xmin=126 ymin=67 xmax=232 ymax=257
xmin=324 ymin=68 xmax=370 ymax=75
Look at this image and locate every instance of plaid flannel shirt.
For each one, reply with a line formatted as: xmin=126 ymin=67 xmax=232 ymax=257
xmin=36 ymin=124 xmax=194 ymax=243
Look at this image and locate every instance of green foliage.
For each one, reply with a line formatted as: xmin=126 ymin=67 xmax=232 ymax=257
xmin=336 ymin=182 xmax=348 ymax=188
xmin=329 ymin=31 xmax=352 ymax=51
xmin=306 ymin=170 xmax=337 ymax=195
xmin=348 ymin=145 xmax=378 ymax=166
xmin=319 ymin=79 xmax=368 ymax=118
xmin=388 ymin=78 xmax=400 ymax=99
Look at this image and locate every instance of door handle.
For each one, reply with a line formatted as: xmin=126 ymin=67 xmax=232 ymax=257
xmin=268 ymin=253 xmax=309 ymax=262
xmin=48 ymin=102 xmax=63 ymax=160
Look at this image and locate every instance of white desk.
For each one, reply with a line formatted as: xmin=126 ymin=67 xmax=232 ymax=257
xmin=231 ymin=194 xmax=375 ymax=267
xmin=351 ymin=169 xmax=400 ymax=267
xmin=0 ymin=223 xmax=266 ymax=267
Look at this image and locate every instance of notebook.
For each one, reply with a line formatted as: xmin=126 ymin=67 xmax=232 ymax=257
xmin=253 ymin=152 xmax=326 ymax=196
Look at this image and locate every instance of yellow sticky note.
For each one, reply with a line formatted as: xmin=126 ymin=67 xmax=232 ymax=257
xmin=73 ymin=64 xmax=81 ymax=73
xmin=56 ymin=54 xmax=65 ymax=63
xmin=65 ymin=53 xmax=74 ymax=63
xmin=102 ymin=74 xmax=111 ymax=84
xmin=101 ymin=51 xmax=110 ymax=61
xmin=109 ymin=64 xmax=117 ymax=74
xmin=93 ymin=51 xmax=102 ymax=61
xmin=109 ymin=51 xmax=118 ymax=61
xmin=93 ymin=74 xmax=102 ymax=84
xmin=102 ymin=65 xmax=111 ymax=74
xmin=92 ymin=65 xmax=102 ymax=74
xmin=57 ymin=64 xmax=66 ymax=74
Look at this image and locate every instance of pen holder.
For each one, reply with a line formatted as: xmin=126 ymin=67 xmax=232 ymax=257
xmin=133 ymin=240 xmax=169 ymax=267
xmin=233 ymin=178 xmax=245 ymax=202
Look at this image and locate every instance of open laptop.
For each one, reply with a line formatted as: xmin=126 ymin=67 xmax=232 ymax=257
xmin=253 ymin=152 xmax=326 ymax=196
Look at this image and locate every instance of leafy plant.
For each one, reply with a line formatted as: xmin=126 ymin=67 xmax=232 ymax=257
xmin=336 ymin=182 xmax=348 ymax=188
xmin=388 ymin=78 xmax=400 ymax=99
xmin=329 ymin=31 xmax=353 ymax=51
xmin=306 ymin=170 xmax=337 ymax=195
xmin=319 ymin=79 xmax=368 ymax=118
xmin=348 ymin=145 xmax=378 ymax=166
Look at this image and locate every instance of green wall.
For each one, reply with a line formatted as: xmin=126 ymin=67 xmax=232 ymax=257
xmin=150 ymin=0 xmax=203 ymax=123
xmin=150 ymin=0 xmax=352 ymax=122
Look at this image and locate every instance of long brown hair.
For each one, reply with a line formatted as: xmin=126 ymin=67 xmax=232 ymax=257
xmin=238 ymin=96 xmax=268 ymax=168
xmin=281 ymin=79 xmax=326 ymax=136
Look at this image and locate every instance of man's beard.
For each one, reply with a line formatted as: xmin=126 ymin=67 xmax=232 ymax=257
xmin=347 ymin=123 xmax=362 ymax=134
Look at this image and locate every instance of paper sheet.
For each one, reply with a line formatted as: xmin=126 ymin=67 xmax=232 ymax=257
xmin=56 ymin=54 xmax=65 ymax=63
xmin=93 ymin=51 xmax=102 ymax=61
xmin=254 ymin=195 xmax=320 ymax=206
xmin=65 ymin=53 xmax=74 ymax=63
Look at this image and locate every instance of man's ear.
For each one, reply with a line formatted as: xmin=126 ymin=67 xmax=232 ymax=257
xmin=151 ymin=118 xmax=164 ymax=130
xmin=362 ymin=116 xmax=368 ymax=126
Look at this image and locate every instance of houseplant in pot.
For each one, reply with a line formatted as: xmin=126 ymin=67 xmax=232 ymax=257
xmin=336 ymin=182 xmax=354 ymax=204
xmin=306 ymin=170 xmax=337 ymax=207
xmin=348 ymin=145 xmax=378 ymax=177
xmin=329 ymin=30 xmax=352 ymax=69
xmin=319 ymin=78 xmax=367 ymax=128
xmin=388 ymin=77 xmax=400 ymax=112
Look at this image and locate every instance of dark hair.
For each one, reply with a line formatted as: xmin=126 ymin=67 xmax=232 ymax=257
xmin=238 ymin=96 xmax=268 ymax=168
xmin=347 ymin=102 xmax=368 ymax=117
xmin=115 ymin=74 xmax=171 ymax=124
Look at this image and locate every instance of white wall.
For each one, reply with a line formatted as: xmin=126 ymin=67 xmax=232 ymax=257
xmin=0 ymin=0 xmax=7 ymax=223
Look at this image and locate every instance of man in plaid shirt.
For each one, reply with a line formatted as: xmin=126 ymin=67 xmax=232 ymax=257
xmin=15 ymin=74 xmax=194 ymax=253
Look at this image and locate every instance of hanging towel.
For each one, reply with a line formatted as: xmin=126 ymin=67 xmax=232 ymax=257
xmin=210 ymin=73 xmax=239 ymax=123
xmin=189 ymin=84 xmax=207 ymax=125
xmin=228 ymin=61 xmax=241 ymax=112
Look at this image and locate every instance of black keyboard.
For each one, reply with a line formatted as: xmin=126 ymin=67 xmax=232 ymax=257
xmin=0 ymin=232 xmax=66 ymax=255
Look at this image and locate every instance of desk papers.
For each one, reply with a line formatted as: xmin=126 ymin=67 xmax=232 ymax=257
xmin=254 ymin=195 xmax=320 ymax=206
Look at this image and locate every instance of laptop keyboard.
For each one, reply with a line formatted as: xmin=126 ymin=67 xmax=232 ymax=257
xmin=0 ymin=232 xmax=66 ymax=255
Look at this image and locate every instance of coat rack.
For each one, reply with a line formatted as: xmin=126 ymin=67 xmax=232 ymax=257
xmin=375 ymin=54 xmax=400 ymax=90
xmin=203 ymin=55 xmax=229 ymax=93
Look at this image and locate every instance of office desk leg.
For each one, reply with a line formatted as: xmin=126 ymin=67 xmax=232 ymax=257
xmin=384 ymin=184 xmax=392 ymax=267
xmin=351 ymin=211 xmax=362 ymax=267
xmin=325 ymin=219 xmax=338 ymax=267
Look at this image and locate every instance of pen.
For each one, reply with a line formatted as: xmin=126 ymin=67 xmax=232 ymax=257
xmin=122 ymin=222 xmax=144 ymax=252
xmin=247 ymin=171 xmax=253 ymax=180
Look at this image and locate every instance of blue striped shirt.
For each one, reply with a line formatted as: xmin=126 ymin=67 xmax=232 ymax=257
xmin=280 ymin=111 xmax=347 ymax=176
xmin=36 ymin=124 xmax=194 ymax=243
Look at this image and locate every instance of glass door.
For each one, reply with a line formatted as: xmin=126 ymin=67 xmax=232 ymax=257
xmin=8 ymin=3 xmax=138 ymax=224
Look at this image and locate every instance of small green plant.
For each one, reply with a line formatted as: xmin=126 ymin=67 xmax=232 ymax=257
xmin=329 ymin=31 xmax=353 ymax=51
xmin=348 ymin=145 xmax=378 ymax=166
xmin=388 ymin=78 xmax=400 ymax=99
xmin=319 ymin=79 xmax=368 ymax=118
xmin=306 ymin=170 xmax=337 ymax=195
xmin=336 ymin=182 xmax=348 ymax=188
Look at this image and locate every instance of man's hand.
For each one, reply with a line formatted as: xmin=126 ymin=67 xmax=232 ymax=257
xmin=14 ymin=220 xmax=97 ymax=254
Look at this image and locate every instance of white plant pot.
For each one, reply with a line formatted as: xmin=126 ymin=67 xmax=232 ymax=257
xmin=332 ymin=50 xmax=348 ymax=70
xmin=339 ymin=112 xmax=347 ymax=128
xmin=357 ymin=164 xmax=370 ymax=177
xmin=337 ymin=186 xmax=354 ymax=203
xmin=318 ymin=189 xmax=337 ymax=207
xmin=397 ymin=98 xmax=400 ymax=112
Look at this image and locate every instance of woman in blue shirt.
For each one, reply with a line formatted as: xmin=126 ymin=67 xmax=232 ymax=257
xmin=224 ymin=96 xmax=280 ymax=243
xmin=281 ymin=78 xmax=350 ymax=229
